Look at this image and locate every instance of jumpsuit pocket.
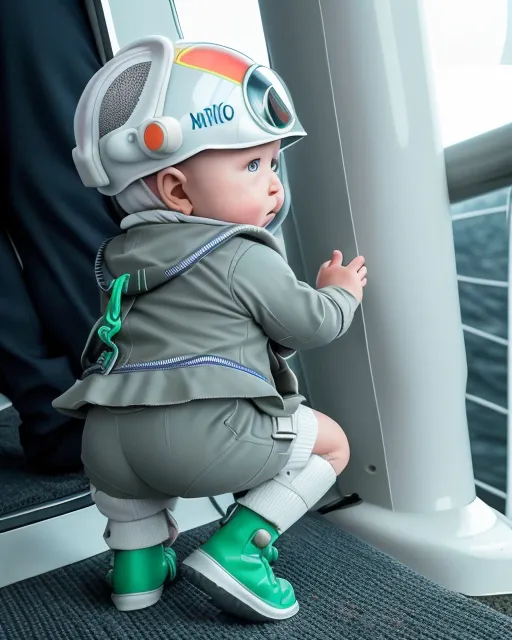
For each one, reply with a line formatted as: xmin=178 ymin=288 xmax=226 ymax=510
xmin=105 ymin=406 xmax=146 ymax=415
xmin=185 ymin=400 xmax=292 ymax=498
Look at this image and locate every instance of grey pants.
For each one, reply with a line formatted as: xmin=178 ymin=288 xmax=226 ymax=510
xmin=85 ymin=400 xmax=331 ymax=550
xmin=83 ymin=398 xmax=304 ymax=500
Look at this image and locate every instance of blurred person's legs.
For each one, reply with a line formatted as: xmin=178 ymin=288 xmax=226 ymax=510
xmin=0 ymin=0 xmax=120 ymax=473
xmin=0 ymin=231 xmax=84 ymax=473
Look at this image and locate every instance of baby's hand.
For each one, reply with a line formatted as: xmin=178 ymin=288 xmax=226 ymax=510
xmin=316 ymin=250 xmax=367 ymax=303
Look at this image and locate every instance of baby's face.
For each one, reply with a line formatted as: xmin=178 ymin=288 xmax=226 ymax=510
xmin=181 ymin=141 xmax=284 ymax=227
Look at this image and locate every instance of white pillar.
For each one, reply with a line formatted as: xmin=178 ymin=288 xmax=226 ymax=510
xmin=507 ymin=190 xmax=512 ymax=518
xmin=259 ymin=0 xmax=512 ymax=596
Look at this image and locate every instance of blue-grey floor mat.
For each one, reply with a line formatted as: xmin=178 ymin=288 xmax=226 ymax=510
xmin=1 ymin=513 xmax=511 ymax=640
xmin=0 ymin=407 xmax=88 ymax=516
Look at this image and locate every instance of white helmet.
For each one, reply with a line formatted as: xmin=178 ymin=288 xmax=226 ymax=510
xmin=73 ymin=35 xmax=306 ymax=197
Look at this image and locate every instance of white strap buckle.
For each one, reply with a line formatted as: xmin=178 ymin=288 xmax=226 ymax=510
xmin=272 ymin=416 xmax=297 ymax=441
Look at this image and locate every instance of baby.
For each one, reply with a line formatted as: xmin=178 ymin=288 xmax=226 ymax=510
xmin=54 ymin=36 xmax=367 ymax=622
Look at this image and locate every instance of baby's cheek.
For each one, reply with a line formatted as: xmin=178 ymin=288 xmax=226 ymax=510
xmin=245 ymin=200 xmax=267 ymax=223
xmin=220 ymin=198 xmax=255 ymax=223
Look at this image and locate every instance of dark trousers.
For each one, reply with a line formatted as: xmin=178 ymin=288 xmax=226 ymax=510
xmin=0 ymin=0 xmax=120 ymax=472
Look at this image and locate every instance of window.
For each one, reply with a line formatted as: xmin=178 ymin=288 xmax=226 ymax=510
xmin=422 ymin=0 xmax=512 ymax=146
xmin=173 ymin=0 xmax=269 ymax=64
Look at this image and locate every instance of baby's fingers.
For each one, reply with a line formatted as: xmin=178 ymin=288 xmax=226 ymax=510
xmin=358 ymin=266 xmax=367 ymax=279
xmin=329 ymin=250 xmax=343 ymax=267
xmin=348 ymin=255 xmax=365 ymax=271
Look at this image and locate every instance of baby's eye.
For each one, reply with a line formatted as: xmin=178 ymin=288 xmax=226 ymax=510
xmin=271 ymin=158 xmax=279 ymax=172
xmin=248 ymin=159 xmax=260 ymax=172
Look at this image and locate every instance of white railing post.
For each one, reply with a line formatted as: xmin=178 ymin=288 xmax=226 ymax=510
xmin=506 ymin=186 xmax=512 ymax=517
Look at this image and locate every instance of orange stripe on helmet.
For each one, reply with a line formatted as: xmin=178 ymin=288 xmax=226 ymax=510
xmin=175 ymin=44 xmax=253 ymax=85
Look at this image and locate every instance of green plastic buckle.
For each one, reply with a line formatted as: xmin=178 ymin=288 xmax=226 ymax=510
xmin=97 ymin=274 xmax=130 ymax=375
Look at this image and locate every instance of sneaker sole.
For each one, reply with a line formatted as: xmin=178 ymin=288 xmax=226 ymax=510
xmin=111 ymin=585 xmax=164 ymax=612
xmin=182 ymin=549 xmax=299 ymax=622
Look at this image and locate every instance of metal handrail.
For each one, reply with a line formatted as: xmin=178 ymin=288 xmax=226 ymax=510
xmin=462 ymin=324 xmax=508 ymax=346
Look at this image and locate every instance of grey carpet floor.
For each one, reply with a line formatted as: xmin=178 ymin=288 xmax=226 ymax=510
xmin=2 ymin=513 xmax=512 ymax=640
xmin=0 ymin=408 xmax=88 ymax=517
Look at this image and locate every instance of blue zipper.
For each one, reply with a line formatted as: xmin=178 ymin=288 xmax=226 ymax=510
xmin=164 ymin=224 xmax=264 ymax=280
xmin=112 ymin=354 xmax=268 ymax=382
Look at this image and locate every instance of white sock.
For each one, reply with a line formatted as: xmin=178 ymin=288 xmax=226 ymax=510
xmin=104 ymin=509 xmax=178 ymax=550
xmin=238 ymin=454 xmax=337 ymax=533
xmin=91 ymin=487 xmax=179 ymax=550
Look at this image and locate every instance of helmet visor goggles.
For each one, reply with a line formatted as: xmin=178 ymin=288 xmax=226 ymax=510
xmin=243 ymin=65 xmax=295 ymax=134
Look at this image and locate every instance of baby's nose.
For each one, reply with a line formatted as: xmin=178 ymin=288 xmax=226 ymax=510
xmin=269 ymin=175 xmax=281 ymax=195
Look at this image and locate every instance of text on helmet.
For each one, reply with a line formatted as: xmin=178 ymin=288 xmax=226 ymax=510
xmin=190 ymin=103 xmax=235 ymax=130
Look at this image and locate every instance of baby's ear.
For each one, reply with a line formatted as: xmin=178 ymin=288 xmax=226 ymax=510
xmin=156 ymin=167 xmax=193 ymax=215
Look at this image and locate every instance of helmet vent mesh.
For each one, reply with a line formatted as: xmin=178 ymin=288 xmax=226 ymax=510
xmin=99 ymin=61 xmax=152 ymax=138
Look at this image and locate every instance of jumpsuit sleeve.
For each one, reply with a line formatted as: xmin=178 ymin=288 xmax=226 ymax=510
xmin=229 ymin=242 xmax=360 ymax=351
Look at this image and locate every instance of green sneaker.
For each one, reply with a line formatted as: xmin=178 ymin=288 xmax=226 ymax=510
xmin=182 ymin=505 xmax=298 ymax=621
xmin=262 ymin=544 xmax=279 ymax=564
xmin=221 ymin=503 xmax=279 ymax=564
xmin=106 ymin=544 xmax=178 ymax=611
